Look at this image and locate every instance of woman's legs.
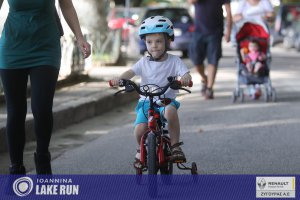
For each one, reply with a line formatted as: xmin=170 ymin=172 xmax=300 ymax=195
xmin=0 ymin=69 xmax=29 ymax=173
xmin=30 ymin=66 xmax=59 ymax=154
xmin=30 ymin=66 xmax=59 ymax=174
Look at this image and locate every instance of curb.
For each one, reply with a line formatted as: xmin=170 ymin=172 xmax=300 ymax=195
xmin=0 ymin=78 xmax=138 ymax=153
xmin=0 ymin=73 xmax=90 ymax=104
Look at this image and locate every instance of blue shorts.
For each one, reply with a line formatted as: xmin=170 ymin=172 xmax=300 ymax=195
xmin=189 ymin=32 xmax=223 ymax=66
xmin=134 ymin=100 xmax=180 ymax=126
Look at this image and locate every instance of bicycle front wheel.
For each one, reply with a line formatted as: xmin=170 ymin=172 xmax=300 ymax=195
xmin=147 ymin=132 xmax=157 ymax=175
xmin=147 ymin=132 xmax=158 ymax=198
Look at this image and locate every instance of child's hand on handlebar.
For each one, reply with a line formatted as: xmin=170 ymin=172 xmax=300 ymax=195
xmin=109 ymin=69 xmax=136 ymax=87
xmin=180 ymin=73 xmax=192 ymax=87
xmin=109 ymin=77 xmax=120 ymax=87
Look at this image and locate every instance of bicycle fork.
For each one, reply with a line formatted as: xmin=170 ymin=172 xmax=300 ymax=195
xmin=140 ymin=133 xmax=170 ymax=168
xmin=139 ymin=133 xmax=147 ymax=167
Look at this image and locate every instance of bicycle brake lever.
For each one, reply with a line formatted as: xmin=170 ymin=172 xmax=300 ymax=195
xmin=180 ymin=88 xmax=191 ymax=93
xmin=125 ymin=85 xmax=135 ymax=92
xmin=170 ymin=81 xmax=181 ymax=90
xmin=114 ymin=89 xmax=126 ymax=96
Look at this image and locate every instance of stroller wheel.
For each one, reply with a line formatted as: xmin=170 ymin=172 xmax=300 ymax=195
xmin=232 ymin=88 xmax=244 ymax=103
xmin=232 ymin=90 xmax=238 ymax=103
xmin=239 ymin=88 xmax=245 ymax=103
xmin=264 ymin=87 xmax=269 ymax=102
xmin=271 ymin=88 xmax=277 ymax=102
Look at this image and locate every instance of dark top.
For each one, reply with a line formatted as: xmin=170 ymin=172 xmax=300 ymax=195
xmin=194 ymin=0 xmax=230 ymax=35
xmin=0 ymin=0 xmax=61 ymax=69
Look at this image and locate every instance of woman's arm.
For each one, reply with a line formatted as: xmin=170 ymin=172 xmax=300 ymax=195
xmin=232 ymin=0 xmax=246 ymax=22
xmin=59 ymin=0 xmax=91 ymax=58
xmin=233 ymin=13 xmax=243 ymax=22
xmin=224 ymin=2 xmax=232 ymax=43
xmin=264 ymin=11 xmax=275 ymax=22
xmin=263 ymin=0 xmax=275 ymax=22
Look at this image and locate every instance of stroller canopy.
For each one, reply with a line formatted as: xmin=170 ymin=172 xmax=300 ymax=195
xmin=235 ymin=20 xmax=270 ymax=53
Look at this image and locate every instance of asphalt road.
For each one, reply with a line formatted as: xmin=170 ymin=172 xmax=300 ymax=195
xmin=3 ymin=43 xmax=300 ymax=175
xmin=48 ymin=43 xmax=300 ymax=174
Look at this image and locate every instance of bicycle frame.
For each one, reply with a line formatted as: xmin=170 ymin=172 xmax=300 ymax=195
xmin=109 ymin=77 xmax=196 ymax=175
xmin=139 ymin=95 xmax=171 ymax=168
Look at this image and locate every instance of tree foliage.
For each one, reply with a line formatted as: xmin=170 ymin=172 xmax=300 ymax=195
xmin=114 ymin=0 xmax=186 ymax=7
xmin=282 ymin=0 xmax=299 ymax=3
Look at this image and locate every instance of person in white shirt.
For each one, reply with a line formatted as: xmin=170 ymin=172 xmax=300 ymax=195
xmin=233 ymin=0 xmax=275 ymax=23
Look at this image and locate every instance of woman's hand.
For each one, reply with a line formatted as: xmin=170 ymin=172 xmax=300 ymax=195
xmin=233 ymin=14 xmax=243 ymax=22
xmin=59 ymin=0 xmax=91 ymax=59
xmin=77 ymin=38 xmax=91 ymax=59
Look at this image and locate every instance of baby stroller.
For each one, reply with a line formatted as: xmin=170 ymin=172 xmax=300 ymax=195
xmin=232 ymin=21 xmax=277 ymax=103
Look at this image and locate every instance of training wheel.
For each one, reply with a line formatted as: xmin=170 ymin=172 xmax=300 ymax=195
xmin=191 ymin=162 xmax=198 ymax=174
xmin=191 ymin=162 xmax=198 ymax=183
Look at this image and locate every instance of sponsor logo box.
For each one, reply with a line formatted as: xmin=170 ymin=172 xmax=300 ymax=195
xmin=256 ymin=177 xmax=296 ymax=198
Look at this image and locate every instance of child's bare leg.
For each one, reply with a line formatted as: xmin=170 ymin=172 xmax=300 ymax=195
xmin=246 ymin=63 xmax=252 ymax=73
xmin=164 ymin=105 xmax=186 ymax=161
xmin=163 ymin=105 xmax=180 ymax=146
xmin=134 ymin=123 xmax=148 ymax=145
xmin=133 ymin=123 xmax=148 ymax=168
xmin=254 ymin=62 xmax=263 ymax=74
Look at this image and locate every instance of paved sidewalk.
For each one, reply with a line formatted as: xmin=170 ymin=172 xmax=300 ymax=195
xmin=0 ymin=65 xmax=136 ymax=154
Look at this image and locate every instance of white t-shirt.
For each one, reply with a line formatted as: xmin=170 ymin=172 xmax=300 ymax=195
xmin=236 ymin=0 xmax=274 ymax=21
xmin=132 ymin=54 xmax=189 ymax=100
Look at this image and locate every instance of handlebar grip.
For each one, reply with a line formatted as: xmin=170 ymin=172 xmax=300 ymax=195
xmin=178 ymin=80 xmax=193 ymax=87
xmin=109 ymin=79 xmax=127 ymax=87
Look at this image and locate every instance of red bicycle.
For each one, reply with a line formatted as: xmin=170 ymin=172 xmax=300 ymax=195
xmin=110 ymin=76 xmax=198 ymax=197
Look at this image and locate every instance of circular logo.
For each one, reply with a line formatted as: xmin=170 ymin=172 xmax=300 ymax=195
xmin=13 ymin=177 xmax=33 ymax=197
xmin=257 ymin=178 xmax=267 ymax=190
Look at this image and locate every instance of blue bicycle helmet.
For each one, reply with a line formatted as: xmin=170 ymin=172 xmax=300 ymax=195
xmin=139 ymin=16 xmax=174 ymax=41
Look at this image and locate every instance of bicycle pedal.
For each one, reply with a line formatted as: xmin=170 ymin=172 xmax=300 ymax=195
xmin=173 ymin=159 xmax=186 ymax=163
xmin=142 ymin=167 xmax=148 ymax=172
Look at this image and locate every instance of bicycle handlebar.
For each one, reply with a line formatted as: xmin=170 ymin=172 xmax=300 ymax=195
xmin=109 ymin=76 xmax=192 ymax=97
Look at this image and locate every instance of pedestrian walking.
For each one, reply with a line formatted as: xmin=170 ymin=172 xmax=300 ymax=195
xmin=0 ymin=0 xmax=91 ymax=175
xmin=188 ymin=0 xmax=232 ymax=99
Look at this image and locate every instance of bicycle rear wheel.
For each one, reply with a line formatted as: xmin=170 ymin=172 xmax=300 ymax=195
xmin=147 ymin=132 xmax=158 ymax=197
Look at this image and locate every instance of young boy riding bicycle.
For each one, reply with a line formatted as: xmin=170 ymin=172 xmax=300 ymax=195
xmin=110 ymin=16 xmax=192 ymax=168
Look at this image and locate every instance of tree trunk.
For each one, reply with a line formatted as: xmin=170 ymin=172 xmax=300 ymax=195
xmin=73 ymin=0 xmax=110 ymax=54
